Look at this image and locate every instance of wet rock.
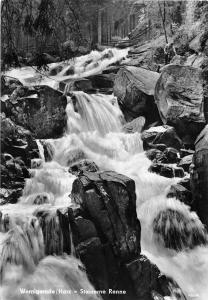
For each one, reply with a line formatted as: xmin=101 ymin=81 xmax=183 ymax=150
xmin=123 ymin=116 xmax=145 ymax=134
xmin=31 ymin=158 xmax=43 ymax=169
xmin=167 ymin=184 xmax=193 ymax=206
xmin=114 ymin=66 xmax=160 ymax=123
xmin=1 ymin=75 xmax=23 ymax=96
xmin=70 ymin=170 xmax=146 ymax=299
xmin=155 ymin=65 xmax=207 ymax=146
xmin=102 ymin=66 xmax=120 ymax=75
xmin=42 ymin=53 xmax=59 ymax=64
xmin=149 ymin=163 xmax=185 ymax=178
xmin=158 ymin=147 xmax=180 ymax=164
xmin=191 ymin=125 xmax=208 ymax=228
xmin=60 ymin=78 xmax=93 ymax=94
xmin=142 ymin=125 xmax=183 ymax=151
xmin=35 ymin=207 xmax=74 ymax=256
xmin=146 ymin=149 xmax=163 ymax=162
xmin=49 ymin=65 xmax=63 ymax=76
xmin=4 ymin=85 xmax=67 ymax=139
xmin=0 ymin=188 xmax=23 ymax=205
xmin=1 ymin=114 xmax=39 ymax=164
xmin=71 ymin=171 xmax=141 ymax=262
xmin=75 ymin=217 xmax=98 ymax=242
xmin=0 ymin=155 xmax=29 ymax=204
xmin=126 ymin=255 xmax=172 ymax=300
xmin=87 ymin=74 xmax=115 ymax=93
xmin=178 ymin=177 xmax=191 ymax=191
xmin=178 ymin=154 xmax=193 ymax=172
xmin=33 ymin=193 xmax=51 ymax=205
xmin=62 ymin=66 xmax=75 ymax=76
xmin=69 ymin=159 xmax=99 ymax=175
xmin=76 ymin=237 xmax=109 ymax=293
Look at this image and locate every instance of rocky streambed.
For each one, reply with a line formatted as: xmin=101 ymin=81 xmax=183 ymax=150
xmin=1 ymin=47 xmax=208 ymax=300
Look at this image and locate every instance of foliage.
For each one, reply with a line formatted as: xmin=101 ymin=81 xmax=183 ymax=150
xmin=1 ymin=0 xmax=111 ymax=69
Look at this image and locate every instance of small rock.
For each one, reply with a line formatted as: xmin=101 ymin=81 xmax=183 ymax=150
xmin=158 ymin=147 xmax=180 ymax=164
xmin=178 ymin=154 xmax=193 ymax=172
xmin=146 ymin=149 xmax=163 ymax=161
xmin=167 ymin=184 xmax=193 ymax=206
xmin=149 ymin=163 xmax=185 ymax=178
xmin=69 ymin=159 xmax=99 ymax=175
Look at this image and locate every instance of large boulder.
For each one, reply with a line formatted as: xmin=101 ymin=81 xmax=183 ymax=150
xmin=114 ymin=66 xmax=160 ymax=124
xmin=141 ymin=125 xmax=183 ymax=150
xmin=123 ymin=116 xmax=145 ymax=134
xmin=155 ymin=65 xmax=207 ymax=146
xmin=1 ymin=113 xmax=39 ymax=165
xmin=71 ymin=170 xmax=140 ymax=262
xmin=4 ymin=85 xmax=67 ymax=139
xmin=70 ymin=170 xmax=177 ymax=299
xmin=191 ymin=125 xmax=208 ymax=228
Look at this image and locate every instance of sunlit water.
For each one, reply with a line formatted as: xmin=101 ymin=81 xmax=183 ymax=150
xmin=1 ymin=49 xmax=208 ymax=300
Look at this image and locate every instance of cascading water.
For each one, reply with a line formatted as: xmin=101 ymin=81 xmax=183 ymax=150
xmin=5 ymin=48 xmax=128 ymax=89
xmin=1 ymin=49 xmax=208 ymax=300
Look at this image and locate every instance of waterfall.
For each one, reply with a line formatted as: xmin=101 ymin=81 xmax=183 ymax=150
xmin=2 ymin=49 xmax=208 ymax=299
xmin=67 ymin=92 xmax=123 ymax=135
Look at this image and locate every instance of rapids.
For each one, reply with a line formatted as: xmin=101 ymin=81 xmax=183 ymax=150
xmin=1 ymin=49 xmax=208 ymax=300
xmin=5 ymin=48 xmax=128 ymax=89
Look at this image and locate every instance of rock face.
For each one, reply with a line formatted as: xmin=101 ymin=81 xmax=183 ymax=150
xmin=155 ymin=65 xmax=207 ymax=146
xmin=71 ymin=171 xmax=140 ymax=262
xmin=123 ymin=116 xmax=145 ymax=134
xmin=142 ymin=125 xmax=183 ymax=151
xmin=191 ymin=125 xmax=208 ymax=228
xmin=114 ymin=66 xmax=160 ymax=123
xmin=4 ymin=85 xmax=67 ymax=139
xmin=69 ymin=170 xmax=175 ymax=299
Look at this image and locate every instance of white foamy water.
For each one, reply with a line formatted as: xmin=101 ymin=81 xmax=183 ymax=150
xmin=1 ymin=51 xmax=208 ymax=300
xmin=5 ymin=48 xmax=128 ymax=89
